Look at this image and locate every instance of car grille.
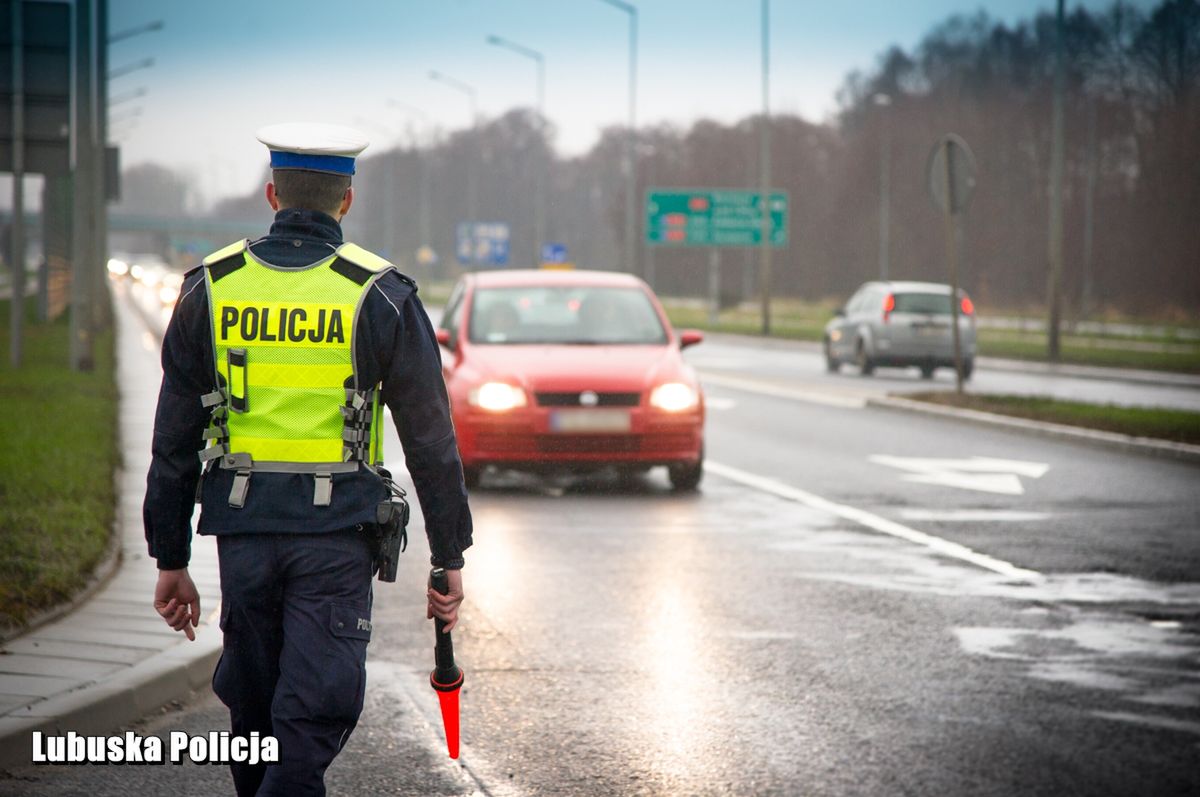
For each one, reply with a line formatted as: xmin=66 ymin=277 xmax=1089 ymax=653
xmin=536 ymin=435 xmax=641 ymax=453
xmin=535 ymin=391 xmax=641 ymax=407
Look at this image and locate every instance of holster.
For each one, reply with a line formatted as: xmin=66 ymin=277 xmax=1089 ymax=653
xmin=373 ymin=495 xmax=409 ymax=583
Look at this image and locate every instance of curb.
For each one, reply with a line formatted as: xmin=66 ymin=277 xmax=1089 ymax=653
xmin=866 ymin=395 xmax=1200 ymax=465
xmin=0 ymin=625 xmax=223 ymax=770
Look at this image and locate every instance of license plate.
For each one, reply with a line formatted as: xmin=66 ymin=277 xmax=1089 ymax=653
xmin=549 ymin=409 xmax=631 ymax=433
xmin=917 ymin=324 xmax=947 ymax=337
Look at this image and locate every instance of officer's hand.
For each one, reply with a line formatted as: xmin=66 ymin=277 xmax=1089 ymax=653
xmin=154 ymin=568 xmax=201 ymax=641
xmin=427 ymin=569 xmax=464 ymax=633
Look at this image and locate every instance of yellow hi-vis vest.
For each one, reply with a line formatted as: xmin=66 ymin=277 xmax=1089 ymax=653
xmin=198 ymin=239 xmax=394 ymax=508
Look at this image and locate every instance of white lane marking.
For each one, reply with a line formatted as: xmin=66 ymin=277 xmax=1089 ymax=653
xmin=706 ymin=460 xmax=1041 ymax=580
xmin=698 ymin=371 xmax=867 ymax=409
xmin=368 ymin=659 xmax=521 ymax=797
xmin=899 ymin=509 xmax=1053 ymax=522
xmin=869 ymin=455 xmax=1051 ymax=496
xmin=1092 ymin=711 xmax=1200 ymax=737
xmin=705 ymin=396 xmax=737 ymax=410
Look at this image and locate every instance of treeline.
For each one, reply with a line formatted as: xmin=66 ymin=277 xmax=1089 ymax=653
xmin=202 ymin=0 xmax=1198 ymax=313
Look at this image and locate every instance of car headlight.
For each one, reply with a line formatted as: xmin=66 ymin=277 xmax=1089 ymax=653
xmin=468 ymin=382 xmax=528 ymax=412
xmin=649 ymin=382 xmax=698 ymax=412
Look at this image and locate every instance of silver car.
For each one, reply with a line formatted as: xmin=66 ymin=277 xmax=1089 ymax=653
xmin=824 ymin=280 xmax=977 ymax=379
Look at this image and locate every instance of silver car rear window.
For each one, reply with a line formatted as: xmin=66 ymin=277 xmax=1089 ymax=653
xmin=893 ymin=292 xmax=953 ymax=315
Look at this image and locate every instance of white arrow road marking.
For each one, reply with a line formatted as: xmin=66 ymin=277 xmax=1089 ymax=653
xmin=899 ymin=509 xmax=1053 ymax=522
xmin=707 ymin=460 xmax=1041 ymax=580
xmin=869 ymin=455 xmax=1051 ymax=495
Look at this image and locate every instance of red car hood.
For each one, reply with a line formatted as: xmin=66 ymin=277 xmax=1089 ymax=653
xmin=463 ymin=343 xmax=691 ymax=393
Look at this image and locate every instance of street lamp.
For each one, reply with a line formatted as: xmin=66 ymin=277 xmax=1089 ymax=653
xmin=108 ymin=19 xmax=163 ymax=45
xmin=429 ymin=69 xmax=479 ymax=227
xmin=107 ymin=56 xmax=153 ymax=81
xmin=487 ymin=33 xmax=546 ymax=264
xmin=388 ymin=99 xmax=435 ymax=262
xmin=758 ymin=0 xmax=771 ymax=335
xmin=108 ymin=86 xmax=147 ymax=107
xmin=873 ymin=93 xmax=891 ymax=281
xmin=596 ymin=0 xmax=638 ymax=276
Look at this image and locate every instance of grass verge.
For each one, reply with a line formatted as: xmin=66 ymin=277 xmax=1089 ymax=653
xmin=0 ymin=298 xmax=118 ymax=632
xmin=905 ymin=391 xmax=1200 ymax=446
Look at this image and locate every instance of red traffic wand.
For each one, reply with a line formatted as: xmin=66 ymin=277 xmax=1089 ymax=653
xmin=429 ymin=567 xmax=464 ymax=759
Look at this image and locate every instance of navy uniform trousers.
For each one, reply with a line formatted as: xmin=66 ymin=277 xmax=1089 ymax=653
xmin=212 ymin=528 xmax=374 ymax=797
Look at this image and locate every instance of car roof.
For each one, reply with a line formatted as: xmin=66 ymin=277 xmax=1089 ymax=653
xmin=466 ymin=269 xmax=648 ymax=289
xmin=883 ymin=280 xmax=953 ymax=294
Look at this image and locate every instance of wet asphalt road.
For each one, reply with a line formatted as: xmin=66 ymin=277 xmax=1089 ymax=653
xmin=6 ymin=296 xmax=1198 ymax=795
xmin=8 ymin=378 xmax=1199 ymax=796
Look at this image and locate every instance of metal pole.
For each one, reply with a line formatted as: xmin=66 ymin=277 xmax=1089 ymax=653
xmin=708 ymin=249 xmax=720 ymax=326
xmin=93 ymin=0 xmax=110 ymax=330
xmin=485 ymin=36 xmax=546 ymax=264
xmin=943 ymin=139 xmax=964 ymax=394
xmin=536 ymin=54 xmax=546 ymax=263
xmin=428 ymin=72 xmax=478 ymax=233
xmin=878 ymin=98 xmax=891 ymax=281
xmin=758 ymin=0 xmax=772 ymax=335
xmin=1081 ymin=98 xmax=1097 ymax=321
xmin=1046 ymin=0 xmax=1065 ymax=360
xmin=626 ymin=7 xmax=637 ymax=276
xmin=71 ymin=0 xmax=96 ymax=371
xmin=10 ymin=0 xmax=26 ymax=366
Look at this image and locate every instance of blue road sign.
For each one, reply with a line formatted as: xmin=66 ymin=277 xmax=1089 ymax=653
xmin=541 ymin=243 xmax=567 ymax=264
xmin=456 ymin=222 xmax=510 ymax=267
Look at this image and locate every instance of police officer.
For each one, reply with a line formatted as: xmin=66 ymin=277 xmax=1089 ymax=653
xmin=145 ymin=122 xmax=472 ymax=796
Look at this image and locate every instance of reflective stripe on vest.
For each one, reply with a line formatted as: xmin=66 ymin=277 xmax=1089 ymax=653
xmin=201 ymin=240 xmax=393 ymax=473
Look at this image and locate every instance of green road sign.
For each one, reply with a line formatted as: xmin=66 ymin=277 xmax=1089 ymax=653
xmin=645 ymin=189 xmax=788 ymax=247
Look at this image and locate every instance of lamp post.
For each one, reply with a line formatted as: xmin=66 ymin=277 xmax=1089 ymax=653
xmin=487 ymin=34 xmax=546 ymax=265
xmin=107 ymin=19 xmax=162 ymax=45
xmin=354 ymin=117 xmax=402 ymax=259
xmin=107 ymin=56 xmax=153 ymax=80
xmin=107 ymin=86 xmax=147 ymax=107
xmin=387 ymin=99 xmax=434 ymax=266
xmin=758 ymin=0 xmax=771 ymax=335
xmin=597 ymin=0 xmax=637 ymax=276
xmin=429 ymin=70 xmax=478 ymax=228
xmin=873 ymin=93 xmax=891 ymax=281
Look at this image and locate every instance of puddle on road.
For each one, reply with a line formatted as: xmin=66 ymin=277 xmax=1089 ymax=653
xmin=773 ymin=522 xmax=1200 ymax=736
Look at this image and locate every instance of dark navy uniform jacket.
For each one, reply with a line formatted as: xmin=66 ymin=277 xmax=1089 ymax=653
xmin=144 ymin=208 xmax=472 ymax=571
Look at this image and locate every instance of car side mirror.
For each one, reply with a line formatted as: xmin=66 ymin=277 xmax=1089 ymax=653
xmin=834 ymin=308 xmax=846 ymax=318
xmin=679 ymin=329 xmax=704 ymax=349
xmin=435 ymin=328 xmax=454 ymax=350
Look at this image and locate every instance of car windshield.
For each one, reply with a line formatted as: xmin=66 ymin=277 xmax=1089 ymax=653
xmin=468 ymin=285 xmax=668 ymax=345
xmin=893 ymin=292 xmax=953 ymax=315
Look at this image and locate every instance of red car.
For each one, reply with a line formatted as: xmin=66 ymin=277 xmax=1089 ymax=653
xmin=435 ymin=269 xmax=705 ymax=490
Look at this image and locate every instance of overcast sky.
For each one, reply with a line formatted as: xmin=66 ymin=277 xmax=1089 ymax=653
xmin=104 ymin=0 xmax=1152 ymax=205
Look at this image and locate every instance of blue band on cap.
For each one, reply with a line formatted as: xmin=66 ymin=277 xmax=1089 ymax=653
xmin=269 ymin=151 xmax=356 ymax=175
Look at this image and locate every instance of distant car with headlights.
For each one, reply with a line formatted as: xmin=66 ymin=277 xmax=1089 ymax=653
xmin=436 ymin=269 xmax=705 ymax=490
xmin=824 ymin=280 xmax=977 ymax=379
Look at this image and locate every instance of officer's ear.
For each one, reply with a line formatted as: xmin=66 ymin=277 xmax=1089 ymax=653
xmin=265 ymin=182 xmax=281 ymax=211
xmin=336 ymin=186 xmax=354 ymax=220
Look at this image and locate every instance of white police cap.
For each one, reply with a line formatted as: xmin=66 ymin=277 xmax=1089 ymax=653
xmin=255 ymin=122 xmax=369 ymax=176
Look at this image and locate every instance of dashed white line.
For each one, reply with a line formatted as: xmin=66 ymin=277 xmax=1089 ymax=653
xmin=706 ymin=460 xmax=1042 ymax=581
